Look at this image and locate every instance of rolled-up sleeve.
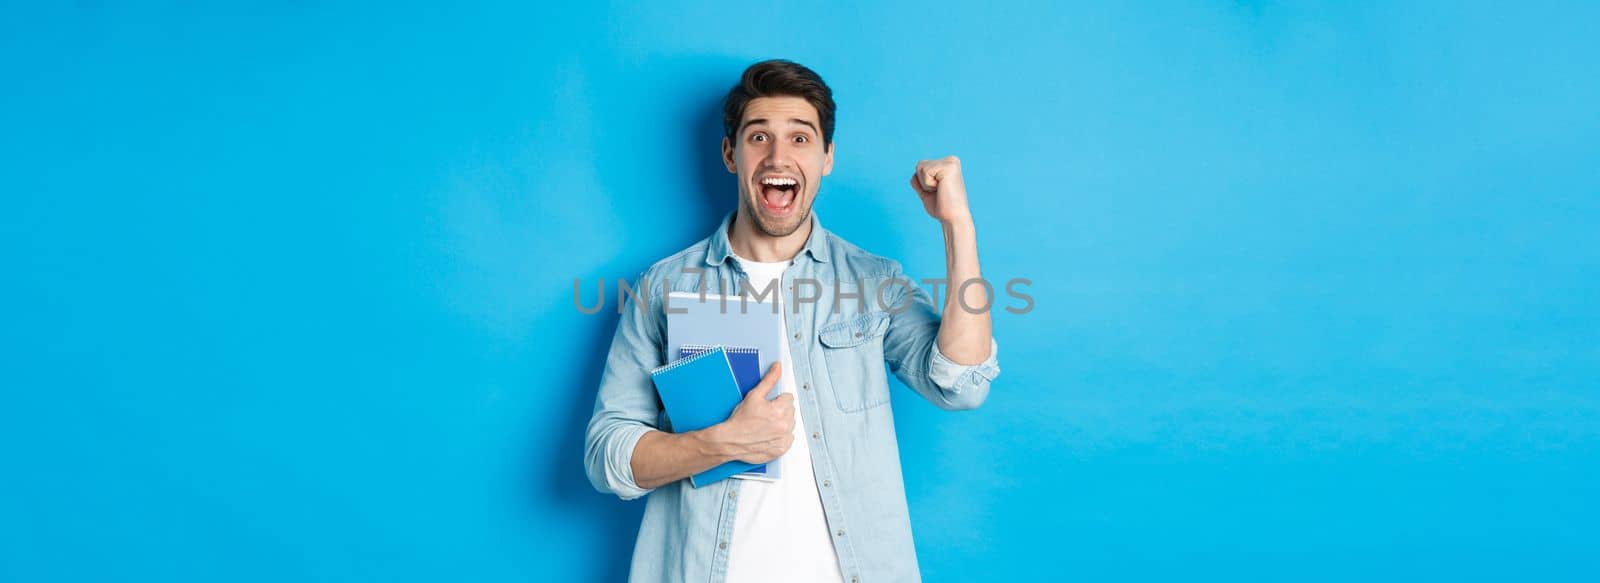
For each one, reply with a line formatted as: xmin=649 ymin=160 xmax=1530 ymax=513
xmin=586 ymin=422 xmax=655 ymax=501
xmin=927 ymin=337 xmax=1001 ymax=394
xmin=880 ymin=261 xmax=1002 ymax=411
xmin=583 ymin=275 xmax=666 ymax=501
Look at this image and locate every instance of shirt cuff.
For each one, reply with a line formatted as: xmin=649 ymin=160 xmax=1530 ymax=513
xmin=927 ymin=338 xmax=1001 ymax=393
xmin=605 ymin=424 xmax=656 ymax=501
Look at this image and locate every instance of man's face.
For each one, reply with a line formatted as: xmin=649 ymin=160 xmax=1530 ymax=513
xmin=723 ymin=96 xmax=834 ymax=238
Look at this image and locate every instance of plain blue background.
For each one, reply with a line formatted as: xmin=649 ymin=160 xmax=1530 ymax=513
xmin=3 ymin=2 xmax=1597 ymax=581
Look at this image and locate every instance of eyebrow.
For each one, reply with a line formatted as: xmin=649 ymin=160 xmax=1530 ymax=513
xmin=740 ymin=117 xmax=820 ymax=136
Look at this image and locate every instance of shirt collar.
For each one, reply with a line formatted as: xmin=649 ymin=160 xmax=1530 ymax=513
xmin=706 ymin=210 xmax=831 ymax=266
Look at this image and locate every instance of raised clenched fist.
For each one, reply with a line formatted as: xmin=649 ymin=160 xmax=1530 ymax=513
xmin=910 ymin=155 xmax=972 ymax=224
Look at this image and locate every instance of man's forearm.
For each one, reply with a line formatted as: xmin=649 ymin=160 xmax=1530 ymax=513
xmin=629 ymin=428 xmax=730 ymax=490
xmin=937 ymin=218 xmax=994 ymax=365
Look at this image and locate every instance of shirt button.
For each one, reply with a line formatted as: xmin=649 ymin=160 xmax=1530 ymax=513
xmin=812 ymin=432 xmax=820 ymax=439
xmin=835 ymin=529 xmax=845 ymax=537
xmin=794 ymin=332 xmax=801 ymax=340
xmin=851 ymin=578 xmax=859 ymax=583
xmin=728 ymin=491 xmax=737 ymax=499
xmin=822 ymin=480 xmax=831 ymax=487
xmin=719 ymin=542 xmax=728 ymax=550
xmin=802 ymin=383 xmax=810 ymax=390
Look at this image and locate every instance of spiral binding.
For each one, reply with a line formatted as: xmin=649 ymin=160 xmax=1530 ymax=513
xmin=650 ymin=345 xmax=725 ymax=375
xmin=680 ymin=343 xmax=757 ymax=356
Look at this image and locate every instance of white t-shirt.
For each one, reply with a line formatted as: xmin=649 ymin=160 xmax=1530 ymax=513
xmin=724 ymin=256 xmax=845 ymax=583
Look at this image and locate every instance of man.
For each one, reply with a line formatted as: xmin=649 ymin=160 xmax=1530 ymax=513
xmin=584 ymin=59 xmax=1000 ymax=583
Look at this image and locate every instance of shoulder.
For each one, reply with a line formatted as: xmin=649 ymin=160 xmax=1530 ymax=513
xmin=819 ymin=227 xmax=903 ymax=280
xmin=628 ymin=236 xmax=713 ymax=299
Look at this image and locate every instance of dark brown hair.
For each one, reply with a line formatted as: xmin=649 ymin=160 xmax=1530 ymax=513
xmin=722 ymin=59 xmax=836 ymax=148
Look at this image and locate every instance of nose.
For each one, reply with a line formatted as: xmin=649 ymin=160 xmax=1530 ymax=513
xmin=763 ymin=142 xmax=796 ymax=170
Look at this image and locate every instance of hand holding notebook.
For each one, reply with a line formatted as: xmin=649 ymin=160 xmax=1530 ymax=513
xmin=649 ymin=347 xmax=791 ymax=487
xmin=679 ymin=344 xmax=774 ymax=479
xmin=710 ymin=362 xmax=794 ymax=467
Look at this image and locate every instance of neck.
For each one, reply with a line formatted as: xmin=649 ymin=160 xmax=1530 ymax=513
xmin=728 ymin=207 xmax=811 ymax=262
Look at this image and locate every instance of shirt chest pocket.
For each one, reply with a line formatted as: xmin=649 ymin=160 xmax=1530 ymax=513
xmin=816 ymin=311 xmax=892 ymax=413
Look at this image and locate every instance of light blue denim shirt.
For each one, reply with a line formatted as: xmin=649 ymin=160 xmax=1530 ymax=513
xmin=584 ymin=211 xmax=1001 ymax=583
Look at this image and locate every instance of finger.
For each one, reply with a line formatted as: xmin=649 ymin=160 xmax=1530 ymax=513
xmin=746 ymin=362 xmax=782 ymax=401
xmin=913 ymin=171 xmax=933 ymax=194
xmin=938 ymin=158 xmax=961 ymax=181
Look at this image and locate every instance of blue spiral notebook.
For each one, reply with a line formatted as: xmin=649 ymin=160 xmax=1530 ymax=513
xmin=648 ymin=346 xmax=765 ymax=488
xmin=680 ymin=344 xmax=771 ymax=480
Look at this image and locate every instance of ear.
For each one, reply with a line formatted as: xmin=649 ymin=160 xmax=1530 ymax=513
xmin=722 ymin=137 xmax=737 ymax=174
xmin=822 ymin=140 xmax=835 ymax=176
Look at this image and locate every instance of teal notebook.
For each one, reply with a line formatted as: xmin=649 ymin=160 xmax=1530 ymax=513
xmin=648 ymin=346 xmax=763 ymax=488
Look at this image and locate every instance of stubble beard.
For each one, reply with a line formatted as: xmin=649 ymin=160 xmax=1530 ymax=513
xmin=742 ymin=190 xmax=811 ymax=239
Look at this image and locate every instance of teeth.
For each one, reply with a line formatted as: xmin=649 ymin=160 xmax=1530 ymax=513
xmin=760 ymin=177 xmax=797 ymax=187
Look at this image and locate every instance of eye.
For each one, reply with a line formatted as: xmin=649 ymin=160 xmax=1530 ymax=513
xmin=750 ymin=132 xmax=768 ymax=143
xmin=794 ymin=135 xmax=808 ymax=144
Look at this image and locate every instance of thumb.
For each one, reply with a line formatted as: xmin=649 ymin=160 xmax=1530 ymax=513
xmin=746 ymin=362 xmax=783 ymax=402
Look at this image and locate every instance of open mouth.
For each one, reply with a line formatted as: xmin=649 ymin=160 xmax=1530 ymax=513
xmin=757 ymin=175 xmax=800 ymax=216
